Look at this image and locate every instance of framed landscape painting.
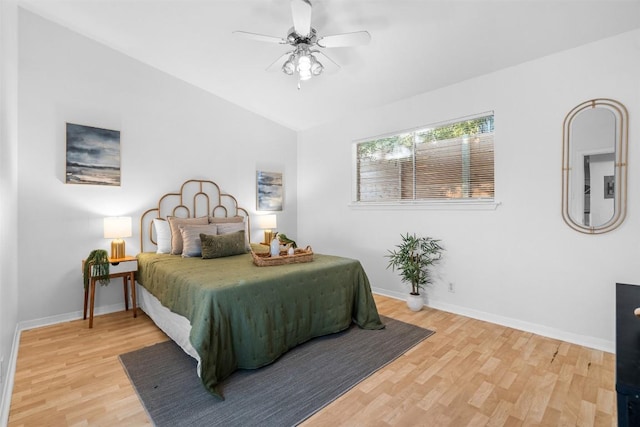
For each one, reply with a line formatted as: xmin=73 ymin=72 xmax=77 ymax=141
xmin=256 ymin=171 xmax=283 ymax=211
xmin=66 ymin=123 xmax=121 ymax=186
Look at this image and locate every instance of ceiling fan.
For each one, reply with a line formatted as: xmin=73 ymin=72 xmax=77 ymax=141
xmin=233 ymin=0 xmax=371 ymax=88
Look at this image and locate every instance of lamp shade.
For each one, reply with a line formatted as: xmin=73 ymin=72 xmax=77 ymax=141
xmin=255 ymin=214 xmax=277 ymax=230
xmin=103 ymin=217 xmax=132 ymax=239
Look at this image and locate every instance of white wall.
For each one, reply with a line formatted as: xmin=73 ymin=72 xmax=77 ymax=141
xmin=298 ymin=29 xmax=640 ymax=351
xmin=0 ymin=0 xmax=19 ymax=422
xmin=17 ymin=9 xmax=297 ymax=322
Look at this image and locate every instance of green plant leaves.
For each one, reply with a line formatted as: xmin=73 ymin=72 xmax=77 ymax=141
xmin=386 ymin=233 xmax=443 ymax=295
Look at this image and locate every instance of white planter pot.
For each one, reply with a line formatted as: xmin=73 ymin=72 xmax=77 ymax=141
xmin=406 ymin=293 xmax=424 ymax=312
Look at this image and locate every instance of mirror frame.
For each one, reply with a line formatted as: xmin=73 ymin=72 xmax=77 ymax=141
xmin=562 ymin=98 xmax=629 ymax=234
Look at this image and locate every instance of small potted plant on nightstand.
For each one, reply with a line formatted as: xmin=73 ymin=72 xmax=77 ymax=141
xmin=386 ymin=233 xmax=444 ymax=312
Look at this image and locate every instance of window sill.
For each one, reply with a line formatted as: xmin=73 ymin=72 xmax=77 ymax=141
xmin=348 ymin=200 xmax=501 ymax=211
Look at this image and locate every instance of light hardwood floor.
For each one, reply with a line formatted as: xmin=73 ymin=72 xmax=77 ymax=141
xmin=8 ymin=295 xmax=616 ymax=426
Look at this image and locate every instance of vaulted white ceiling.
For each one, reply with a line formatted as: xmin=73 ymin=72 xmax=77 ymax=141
xmin=18 ymin=0 xmax=640 ymax=131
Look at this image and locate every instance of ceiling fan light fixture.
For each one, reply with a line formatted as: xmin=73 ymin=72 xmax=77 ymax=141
xmin=282 ymin=56 xmax=295 ymax=75
xmin=310 ymin=55 xmax=323 ymax=76
xmin=299 ymin=69 xmax=312 ymax=81
xmin=297 ymin=54 xmax=311 ymax=71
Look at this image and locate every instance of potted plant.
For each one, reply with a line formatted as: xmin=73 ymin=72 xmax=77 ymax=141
xmin=386 ymin=233 xmax=444 ymax=311
xmin=83 ymin=249 xmax=110 ymax=290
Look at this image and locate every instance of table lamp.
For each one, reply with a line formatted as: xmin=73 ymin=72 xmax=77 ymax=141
xmin=104 ymin=216 xmax=132 ymax=259
xmin=256 ymin=214 xmax=277 ymax=244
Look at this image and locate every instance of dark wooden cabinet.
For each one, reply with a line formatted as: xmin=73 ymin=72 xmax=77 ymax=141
xmin=616 ymin=283 xmax=640 ymax=426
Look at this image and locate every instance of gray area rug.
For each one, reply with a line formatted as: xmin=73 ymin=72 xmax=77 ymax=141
xmin=119 ymin=316 xmax=434 ymax=427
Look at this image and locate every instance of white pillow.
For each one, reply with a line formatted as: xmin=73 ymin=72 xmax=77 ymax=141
xmin=153 ymin=219 xmax=171 ymax=254
xmin=179 ymin=224 xmax=218 ymax=258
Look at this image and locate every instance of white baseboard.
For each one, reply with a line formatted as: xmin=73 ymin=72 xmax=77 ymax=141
xmin=371 ymin=288 xmax=615 ymax=353
xmin=17 ymin=302 xmax=125 ymax=331
xmin=373 ymin=288 xmax=411 ymax=302
xmin=0 ymin=302 xmax=127 ymax=426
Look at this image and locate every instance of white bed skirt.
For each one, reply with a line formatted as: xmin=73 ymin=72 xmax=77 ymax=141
xmin=136 ymin=282 xmax=202 ymax=375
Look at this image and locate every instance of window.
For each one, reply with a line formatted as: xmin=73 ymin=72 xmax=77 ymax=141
xmin=354 ymin=113 xmax=494 ymax=204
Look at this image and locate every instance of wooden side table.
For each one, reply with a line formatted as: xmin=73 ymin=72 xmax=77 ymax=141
xmin=82 ymin=256 xmax=138 ymax=328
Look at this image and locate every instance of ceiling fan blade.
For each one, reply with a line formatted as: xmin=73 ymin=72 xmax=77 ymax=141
xmin=290 ymin=0 xmax=312 ymax=37
xmin=233 ymin=31 xmax=286 ymax=44
xmin=313 ymin=50 xmax=341 ymax=73
xmin=266 ymin=51 xmax=294 ymax=72
xmin=316 ymin=31 xmax=371 ymax=48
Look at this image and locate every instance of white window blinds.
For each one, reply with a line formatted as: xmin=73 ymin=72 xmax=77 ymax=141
xmin=355 ymin=114 xmax=494 ymax=203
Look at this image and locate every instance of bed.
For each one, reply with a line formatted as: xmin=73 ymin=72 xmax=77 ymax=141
xmin=136 ymin=179 xmax=384 ymax=398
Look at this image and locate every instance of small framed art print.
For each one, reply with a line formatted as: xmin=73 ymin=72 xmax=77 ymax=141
xmin=256 ymin=171 xmax=283 ymax=211
xmin=66 ymin=123 xmax=121 ymax=186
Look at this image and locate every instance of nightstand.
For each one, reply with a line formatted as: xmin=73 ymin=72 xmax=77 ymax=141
xmin=82 ymin=255 xmax=138 ymax=328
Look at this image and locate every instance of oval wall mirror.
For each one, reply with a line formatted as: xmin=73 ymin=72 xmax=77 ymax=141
xmin=562 ymin=98 xmax=629 ymax=234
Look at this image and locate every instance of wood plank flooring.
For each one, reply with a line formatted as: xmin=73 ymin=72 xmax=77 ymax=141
xmin=8 ymin=295 xmax=616 ymax=426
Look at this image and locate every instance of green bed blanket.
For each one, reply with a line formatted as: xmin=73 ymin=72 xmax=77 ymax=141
xmin=136 ymin=252 xmax=384 ymax=398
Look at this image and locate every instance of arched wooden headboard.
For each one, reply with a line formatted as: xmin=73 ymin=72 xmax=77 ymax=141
xmin=140 ymin=179 xmax=250 ymax=252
